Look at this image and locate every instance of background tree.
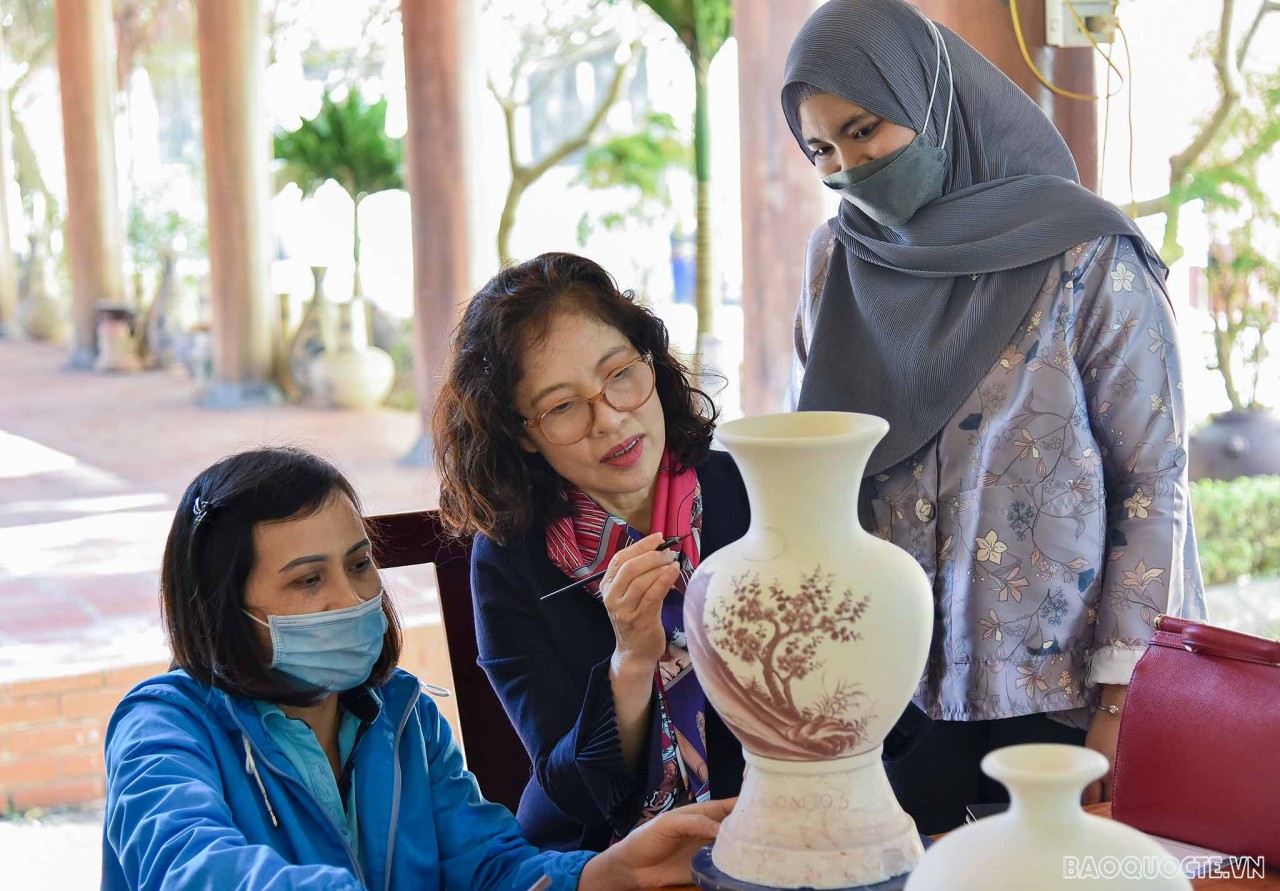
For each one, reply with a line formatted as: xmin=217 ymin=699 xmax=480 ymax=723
xmin=573 ymin=110 xmax=692 ymax=242
xmin=264 ymin=0 xmax=400 ymax=79
xmin=274 ymin=87 xmax=404 ymax=298
xmin=484 ymin=0 xmax=642 ymax=266
xmin=2 ymin=0 xmax=59 ymax=262
xmin=112 ymin=0 xmax=204 ymax=289
xmin=1206 ymin=233 xmax=1279 ymax=412
xmin=1201 ymin=68 xmax=1280 ymax=411
xmin=1132 ymin=0 xmax=1278 ymax=262
xmin=630 ymin=0 xmax=732 ymax=358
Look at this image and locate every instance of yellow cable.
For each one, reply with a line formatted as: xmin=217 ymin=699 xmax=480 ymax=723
xmin=1117 ymin=20 xmax=1137 ymax=216
xmin=1100 ymin=34 xmax=1114 ymax=194
xmin=1009 ymin=0 xmax=1125 ymax=101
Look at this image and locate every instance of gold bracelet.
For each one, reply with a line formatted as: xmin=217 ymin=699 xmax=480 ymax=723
xmin=1095 ymin=703 xmax=1122 ymax=716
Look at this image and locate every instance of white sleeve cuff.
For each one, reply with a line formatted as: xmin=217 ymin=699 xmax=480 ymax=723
xmin=1085 ymin=644 xmax=1147 ymax=685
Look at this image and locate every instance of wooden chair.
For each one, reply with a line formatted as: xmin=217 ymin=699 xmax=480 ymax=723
xmin=366 ymin=510 xmax=530 ymax=813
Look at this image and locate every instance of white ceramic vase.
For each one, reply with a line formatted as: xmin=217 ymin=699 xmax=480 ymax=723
xmin=288 ymin=266 xmax=335 ymax=400
xmin=18 ymin=241 xmax=67 ymax=342
xmin=309 ymin=295 xmax=394 ymax=409
xmin=685 ymin=411 xmax=934 ymax=889
xmin=905 ymin=744 xmax=1191 ymax=891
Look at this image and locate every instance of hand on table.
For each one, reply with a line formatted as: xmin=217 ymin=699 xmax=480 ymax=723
xmin=578 ymin=798 xmax=736 ymax=891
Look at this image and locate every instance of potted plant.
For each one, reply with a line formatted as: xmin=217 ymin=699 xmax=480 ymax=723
xmin=1189 ymin=230 xmax=1280 ymax=480
xmin=274 ymin=87 xmax=403 ymax=408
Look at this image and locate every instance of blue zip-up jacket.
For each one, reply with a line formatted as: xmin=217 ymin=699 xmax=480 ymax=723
xmin=102 ymin=668 xmax=593 ymax=890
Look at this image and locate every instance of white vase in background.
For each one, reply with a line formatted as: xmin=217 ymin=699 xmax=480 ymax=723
xmin=905 ymin=744 xmax=1191 ymax=891
xmin=18 ymin=241 xmax=67 ymax=342
xmin=309 ymin=295 xmax=394 ymax=409
xmin=288 ymin=265 xmax=335 ymax=400
xmin=685 ymin=411 xmax=933 ymax=889
xmin=141 ymin=249 xmax=179 ymax=368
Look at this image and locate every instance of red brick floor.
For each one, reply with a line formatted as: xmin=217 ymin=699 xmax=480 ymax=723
xmin=0 ymin=339 xmax=445 ymax=686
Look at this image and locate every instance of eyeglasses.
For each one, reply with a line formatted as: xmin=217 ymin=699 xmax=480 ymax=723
xmin=523 ymin=353 xmax=656 ymax=446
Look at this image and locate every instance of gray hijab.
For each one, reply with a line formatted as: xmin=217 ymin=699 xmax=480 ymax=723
xmin=782 ymin=0 xmax=1165 ymax=477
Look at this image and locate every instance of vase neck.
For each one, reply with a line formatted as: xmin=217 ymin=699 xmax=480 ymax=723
xmin=982 ymin=744 xmax=1105 ymax=831
xmin=1006 ymin=780 xmax=1088 ymax=829
xmin=339 ymin=299 xmax=370 ymax=351
xmin=723 ymin=437 xmax=873 ymax=541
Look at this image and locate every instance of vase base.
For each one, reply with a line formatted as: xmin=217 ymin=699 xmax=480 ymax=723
xmin=692 ymin=837 xmax=933 ymax=891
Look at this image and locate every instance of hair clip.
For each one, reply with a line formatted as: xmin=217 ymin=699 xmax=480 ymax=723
xmin=192 ymin=497 xmax=210 ymax=524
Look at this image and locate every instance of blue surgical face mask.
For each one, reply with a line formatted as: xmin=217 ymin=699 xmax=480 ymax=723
xmin=245 ymin=590 xmax=388 ymax=692
xmin=821 ymin=17 xmax=954 ymax=228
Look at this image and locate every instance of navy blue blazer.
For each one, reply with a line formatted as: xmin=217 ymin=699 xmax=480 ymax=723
xmin=471 ymin=450 xmax=750 ymax=851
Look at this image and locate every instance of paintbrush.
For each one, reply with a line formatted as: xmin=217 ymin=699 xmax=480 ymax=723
xmin=539 ymin=535 xmax=686 ymax=600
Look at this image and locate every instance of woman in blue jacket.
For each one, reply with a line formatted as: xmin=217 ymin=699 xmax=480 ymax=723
xmin=102 ymin=447 xmax=730 ymax=891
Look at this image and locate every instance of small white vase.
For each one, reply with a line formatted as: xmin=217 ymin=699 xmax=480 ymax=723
xmin=686 ymin=411 xmax=934 ymax=889
xmin=905 ymin=744 xmax=1191 ymax=891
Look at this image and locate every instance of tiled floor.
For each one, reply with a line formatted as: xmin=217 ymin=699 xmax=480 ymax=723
xmin=0 ymin=339 xmax=444 ymax=685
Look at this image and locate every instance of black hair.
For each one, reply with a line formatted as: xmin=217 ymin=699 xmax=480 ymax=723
xmin=161 ymin=447 xmax=401 ymax=706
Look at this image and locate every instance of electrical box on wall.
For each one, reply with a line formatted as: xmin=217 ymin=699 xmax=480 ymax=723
xmin=1044 ymin=0 xmax=1118 ymax=47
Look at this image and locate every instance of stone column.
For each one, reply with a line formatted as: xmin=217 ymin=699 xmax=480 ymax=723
xmin=0 ymin=28 xmax=18 ymax=337
xmin=195 ymin=0 xmax=280 ymax=405
xmin=53 ymin=0 xmax=126 ymax=366
xmin=916 ymin=0 xmax=1098 ymax=190
xmin=400 ymin=0 xmax=470 ymax=463
xmin=736 ymin=0 xmax=829 ymax=414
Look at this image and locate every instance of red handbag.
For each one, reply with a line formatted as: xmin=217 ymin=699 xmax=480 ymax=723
xmin=1111 ymin=614 xmax=1280 ymax=864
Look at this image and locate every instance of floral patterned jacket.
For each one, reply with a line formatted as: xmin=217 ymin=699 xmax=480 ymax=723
xmin=788 ymin=226 xmax=1207 ymax=726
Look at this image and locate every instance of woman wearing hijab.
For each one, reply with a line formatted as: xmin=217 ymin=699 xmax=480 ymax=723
xmin=781 ymin=0 xmax=1207 ymax=833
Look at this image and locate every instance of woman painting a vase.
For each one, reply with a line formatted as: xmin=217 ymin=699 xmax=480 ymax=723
xmin=431 ymin=253 xmax=933 ymax=858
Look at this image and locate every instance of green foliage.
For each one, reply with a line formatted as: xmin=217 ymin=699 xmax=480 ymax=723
xmin=1180 ymin=73 xmax=1280 ymax=220
xmin=127 ymin=204 xmax=182 ymax=266
xmin=273 ymin=87 xmax=404 ymax=203
xmin=1191 ymin=475 xmax=1280 ymax=585
xmin=634 ymin=0 xmax=732 ymax=64
xmin=126 ymin=179 xmax=206 ymax=269
xmin=574 ymin=112 xmax=691 ymax=240
xmin=628 ymin=0 xmax=733 ymax=342
xmin=577 ymin=112 xmax=690 ymax=196
xmin=1196 ymin=70 xmax=1280 ymax=410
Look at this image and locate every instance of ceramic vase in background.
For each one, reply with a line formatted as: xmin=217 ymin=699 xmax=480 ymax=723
xmin=905 ymin=744 xmax=1191 ymax=891
xmin=17 ymin=240 xmax=67 ymax=342
xmin=141 ymin=248 xmax=178 ymax=368
xmin=276 ymin=290 xmax=301 ymax=398
xmin=685 ymin=411 xmax=934 ymax=889
xmin=308 ymin=294 xmax=394 ymax=409
xmin=287 ymin=265 xmax=335 ymax=400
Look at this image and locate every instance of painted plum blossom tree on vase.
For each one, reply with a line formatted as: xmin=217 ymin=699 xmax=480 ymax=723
xmin=703 ymin=567 xmax=878 ymax=758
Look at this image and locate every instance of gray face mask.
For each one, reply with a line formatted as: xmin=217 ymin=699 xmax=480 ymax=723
xmin=821 ymin=18 xmax=954 ymax=228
